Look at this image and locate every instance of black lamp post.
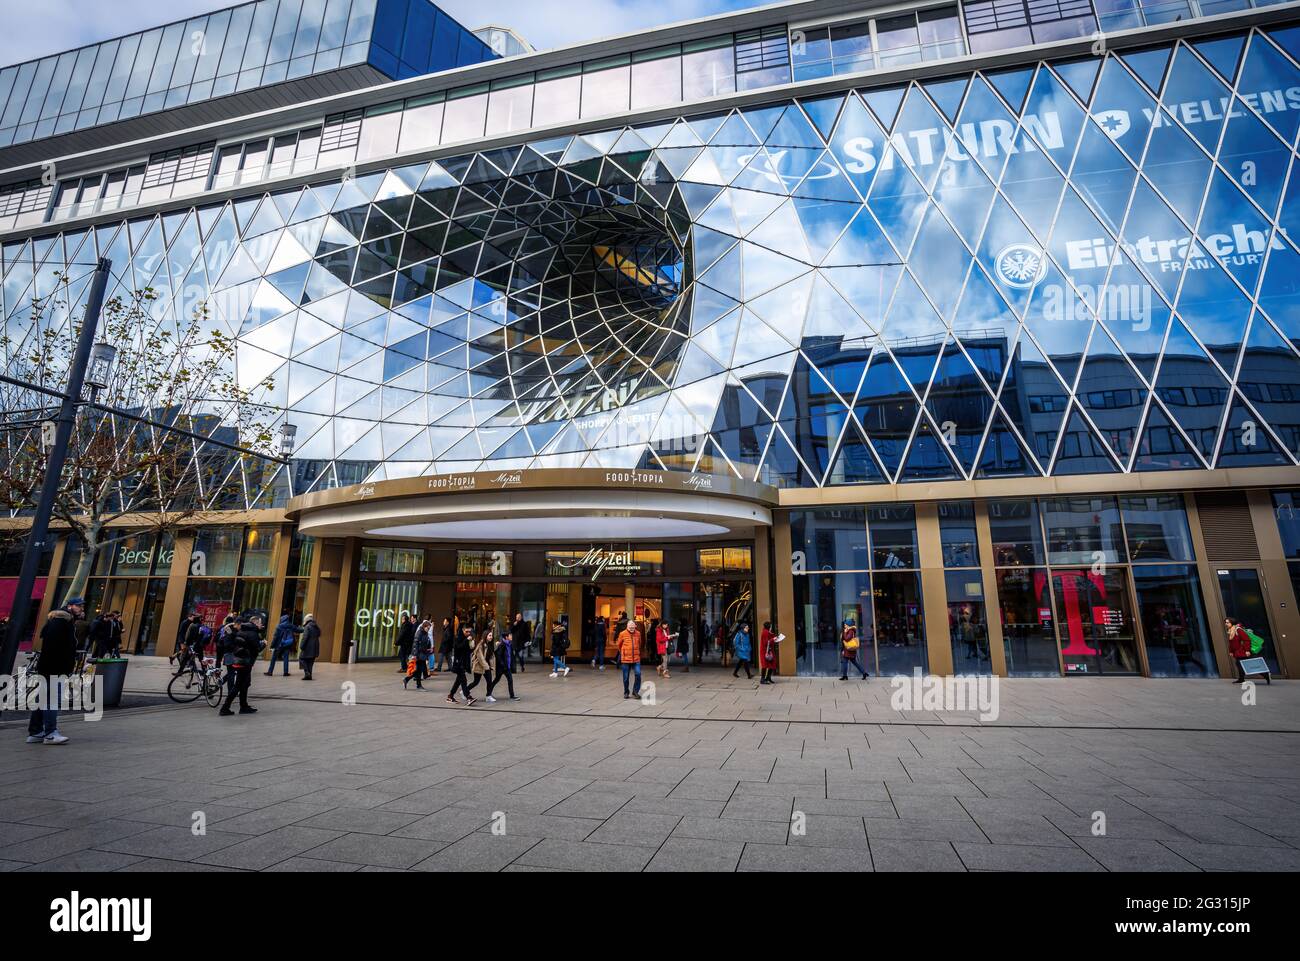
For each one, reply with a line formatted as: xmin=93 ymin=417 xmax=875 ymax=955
xmin=0 ymin=258 xmax=112 ymax=678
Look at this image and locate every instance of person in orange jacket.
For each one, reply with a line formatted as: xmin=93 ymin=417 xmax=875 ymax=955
xmin=617 ymin=620 xmax=642 ymax=699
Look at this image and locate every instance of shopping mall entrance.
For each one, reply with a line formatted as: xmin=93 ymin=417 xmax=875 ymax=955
xmin=290 ymin=468 xmax=777 ymax=667
xmin=444 ymin=567 xmax=755 ymax=669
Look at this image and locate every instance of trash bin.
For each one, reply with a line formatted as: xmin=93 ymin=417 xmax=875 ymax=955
xmin=92 ymin=658 xmax=129 ymax=708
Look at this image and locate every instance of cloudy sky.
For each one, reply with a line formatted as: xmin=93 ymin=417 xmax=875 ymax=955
xmin=0 ymin=0 xmax=773 ymax=65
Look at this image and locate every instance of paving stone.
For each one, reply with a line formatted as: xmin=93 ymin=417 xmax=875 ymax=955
xmin=721 ymin=795 xmax=791 ymax=821
xmin=672 ymin=816 xmax=790 ymax=844
xmin=94 ymin=825 xmax=248 ymax=862
xmin=1160 ymin=841 xmax=1300 ymax=871
xmin=302 ymin=832 xmax=444 ymax=869
xmin=1073 ymin=838 xmax=1200 ymax=871
xmin=390 ymin=808 xmax=494 ymax=842
xmin=586 ymin=811 xmax=680 ymax=846
xmin=869 ymin=839 xmax=966 ymax=871
xmin=864 ymin=817 xmax=988 ymax=843
xmin=295 ymin=807 xmax=422 ymax=835
xmin=956 ymin=843 xmax=1104 ymax=871
xmin=787 ymin=813 xmax=868 ymax=848
xmin=514 ymin=838 xmax=657 ymax=872
xmin=738 ymin=843 xmax=873 ymax=872
xmin=413 ymin=833 xmax=539 ymax=871
xmin=647 ymin=837 xmax=743 ymax=872
xmin=196 ymin=825 xmax=346 ymax=870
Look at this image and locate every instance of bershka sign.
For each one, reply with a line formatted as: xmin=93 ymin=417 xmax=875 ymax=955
xmin=49 ymin=891 xmax=151 ymax=941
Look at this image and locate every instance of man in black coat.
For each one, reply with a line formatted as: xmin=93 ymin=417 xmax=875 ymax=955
xmin=395 ymin=614 xmax=415 ymax=673
xmin=27 ymin=597 xmax=83 ymax=745
xmin=219 ymin=613 xmax=265 ymax=716
xmin=511 ymin=613 xmax=531 ymax=672
xmin=298 ymin=614 xmax=321 ymax=680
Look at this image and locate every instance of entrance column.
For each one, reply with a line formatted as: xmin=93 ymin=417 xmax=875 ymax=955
xmin=772 ymin=511 xmax=796 ymax=676
xmin=916 ymin=502 xmax=953 ymax=676
xmin=625 ymin=583 xmax=635 ymax=628
xmin=1185 ymin=494 xmax=1234 ymax=678
xmin=158 ymin=531 xmax=194 ymax=659
xmin=974 ymin=504 xmax=1008 ymax=677
xmin=1249 ymin=490 xmax=1299 ymax=676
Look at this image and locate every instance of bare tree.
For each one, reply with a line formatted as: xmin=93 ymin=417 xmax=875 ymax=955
xmin=0 ymin=269 xmax=279 ymax=605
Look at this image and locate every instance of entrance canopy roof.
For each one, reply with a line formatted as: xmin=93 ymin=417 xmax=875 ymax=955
xmin=286 ymin=467 xmax=777 ymax=541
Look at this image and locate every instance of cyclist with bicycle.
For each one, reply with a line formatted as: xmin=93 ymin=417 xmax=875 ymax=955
xmin=173 ymin=614 xmax=207 ymax=676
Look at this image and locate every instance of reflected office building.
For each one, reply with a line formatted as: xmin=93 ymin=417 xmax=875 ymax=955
xmin=3 ymin=0 xmax=1300 ymax=678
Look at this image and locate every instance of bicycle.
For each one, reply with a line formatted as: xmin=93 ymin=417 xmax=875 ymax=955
xmin=166 ymin=656 xmax=226 ymax=707
xmin=16 ymin=650 xmax=42 ymax=704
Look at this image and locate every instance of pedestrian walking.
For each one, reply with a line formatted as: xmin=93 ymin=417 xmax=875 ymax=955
xmin=1226 ymin=617 xmax=1255 ymax=683
xmin=265 ymin=614 xmax=302 ymax=676
xmin=434 ymin=616 xmax=454 ymax=673
xmin=549 ymin=617 xmax=570 ymax=677
xmin=759 ymin=621 xmax=781 ymax=684
xmin=466 ymin=622 xmax=499 ymax=702
xmin=495 ymin=623 xmax=520 ymax=701
xmin=87 ymin=610 xmax=113 ymax=660
xmin=591 ymin=614 xmax=607 ymax=670
xmin=839 ymin=620 xmax=869 ymax=679
xmin=511 ymin=612 xmax=531 ymax=672
xmin=447 ymin=625 xmax=475 ymax=705
xmin=731 ymin=622 xmax=754 ymax=679
xmin=220 ymin=613 xmax=266 ymax=716
xmin=655 ymin=621 xmax=677 ymax=678
xmin=395 ymin=613 xmax=415 ymax=673
xmin=299 ymin=614 xmax=320 ymax=680
xmin=406 ymin=618 xmax=434 ymax=689
xmin=676 ymin=620 xmax=690 ymax=671
xmin=616 ymin=618 xmax=642 ymax=698
xmin=25 ymin=597 xmax=83 ymax=745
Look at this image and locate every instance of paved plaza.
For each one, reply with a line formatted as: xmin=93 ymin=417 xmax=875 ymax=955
xmin=1 ymin=658 xmax=1299 ymax=872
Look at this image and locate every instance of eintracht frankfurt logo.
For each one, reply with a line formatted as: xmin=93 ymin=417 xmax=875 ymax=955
xmin=1092 ymin=109 xmax=1131 ymax=140
xmin=995 ymin=244 xmax=1048 ymax=289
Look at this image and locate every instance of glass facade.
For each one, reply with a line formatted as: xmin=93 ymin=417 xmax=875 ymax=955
xmin=0 ymin=0 xmax=493 ymax=149
xmin=985 ymin=494 xmax=1217 ymax=675
xmin=7 ymin=25 xmax=1300 ymax=498
xmin=3 ymin=4 xmax=1300 ymax=680
xmin=791 ymin=506 xmax=928 ymax=675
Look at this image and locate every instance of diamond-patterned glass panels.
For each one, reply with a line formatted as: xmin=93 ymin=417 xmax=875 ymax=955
xmin=4 ymin=26 xmax=1300 ymax=505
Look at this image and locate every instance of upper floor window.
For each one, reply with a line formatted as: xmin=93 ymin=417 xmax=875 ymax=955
xmin=791 ymin=5 xmax=964 ymax=81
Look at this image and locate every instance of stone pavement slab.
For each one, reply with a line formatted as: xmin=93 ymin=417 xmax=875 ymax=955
xmin=0 ymin=658 xmax=1297 ymax=871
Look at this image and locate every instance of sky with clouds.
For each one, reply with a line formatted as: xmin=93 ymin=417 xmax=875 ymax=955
xmin=0 ymin=0 xmax=773 ymax=66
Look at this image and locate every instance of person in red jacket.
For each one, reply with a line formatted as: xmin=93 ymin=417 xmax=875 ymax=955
xmin=759 ymin=621 xmax=780 ymax=685
xmin=1226 ymin=617 xmax=1252 ymax=683
xmin=655 ymin=622 xmax=677 ymax=678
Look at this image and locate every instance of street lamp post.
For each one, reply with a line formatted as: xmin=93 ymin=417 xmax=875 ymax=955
xmin=0 ymin=258 xmax=112 ymax=678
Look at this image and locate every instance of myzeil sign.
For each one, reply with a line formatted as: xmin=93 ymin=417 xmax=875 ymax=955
xmin=554 ymin=547 xmax=641 ymax=581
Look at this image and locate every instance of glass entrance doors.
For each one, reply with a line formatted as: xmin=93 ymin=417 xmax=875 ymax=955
xmin=696 ymin=580 xmax=752 ymax=666
xmin=1051 ymin=570 xmax=1140 ymax=675
xmin=1217 ymin=569 xmax=1282 ymax=674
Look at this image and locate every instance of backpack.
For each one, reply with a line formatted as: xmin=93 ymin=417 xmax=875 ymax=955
xmin=1245 ymin=628 xmax=1266 ymax=655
